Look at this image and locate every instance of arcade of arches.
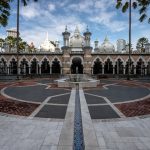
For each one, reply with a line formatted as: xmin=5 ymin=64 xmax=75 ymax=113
xmin=0 ymin=56 xmax=150 ymax=76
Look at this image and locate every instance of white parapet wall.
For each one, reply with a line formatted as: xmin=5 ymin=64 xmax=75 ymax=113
xmin=55 ymin=74 xmax=100 ymax=88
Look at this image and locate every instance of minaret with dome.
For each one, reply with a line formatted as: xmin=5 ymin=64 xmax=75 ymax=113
xmin=0 ymin=25 xmax=150 ymax=76
xmin=99 ymin=36 xmax=115 ymax=53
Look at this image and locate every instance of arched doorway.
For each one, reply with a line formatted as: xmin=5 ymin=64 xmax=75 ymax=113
xmin=0 ymin=58 xmax=7 ymax=74
xmin=93 ymin=58 xmax=102 ymax=74
xmin=41 ymin=58 xmax=50 ymax=74
xmin=10 ymin=58 xmax=17 ymax=75
xmin=115 ymin=59 xmax=124 ymax=74
xmin=104 ymin=59 xmax=113 ymax=74
xmin=125 ymin=59 xmax=134 ymax=74
xmin=52 ymin=58 xmax=61 ymax=74
xmin=20 ymin=58 xmax=29 ymax=75
xmin=31 ymin=58 xmax=38 ymax=74
xmin=71 ymin=57 xmax=83 ymax=74
xmin=136 ymin=59 xmax=145 ymax=75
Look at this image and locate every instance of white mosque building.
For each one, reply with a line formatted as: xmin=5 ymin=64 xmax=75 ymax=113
xmin=0 ymin=26 xmax=150 ymax=76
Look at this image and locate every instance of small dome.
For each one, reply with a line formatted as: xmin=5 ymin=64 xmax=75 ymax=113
xmin=99 ymin=37 xmax=115 ymax=52
xmin=70 ymin=26 xmax=84 ymax=48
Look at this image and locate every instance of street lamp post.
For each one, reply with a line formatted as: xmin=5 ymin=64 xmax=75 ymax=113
xmin=127 ymin=0 xmax=132 ymax=80
xmin=16 ymin=0 xmax=20 ymax=80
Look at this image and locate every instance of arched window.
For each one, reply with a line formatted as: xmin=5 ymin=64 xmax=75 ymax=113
xmin=52 ymin=58 xmax=61 ymax=74
xmin=41 ymin=58 xmax=50 ymax=74
xmin=20 ymin=58 xmax=29 ymax=75
xmin=104 ymin=59 xmax=113 ymax=74
xmin=93 ymin=58 xmax=102 ymax=74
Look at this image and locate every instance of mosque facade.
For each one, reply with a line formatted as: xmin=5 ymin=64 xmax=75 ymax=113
xmin=0 ymin=26 xmax=150 ymax=76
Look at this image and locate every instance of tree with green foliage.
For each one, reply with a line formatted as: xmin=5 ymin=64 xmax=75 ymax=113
xmin=4 ymin=36 xmax=28 ymax=52
xmin=0 ymin=0 xmax=38 ymax=27
xmin=116 ymin=0 xmax=150 ymax=23
xmin=5 ymin=36 xmax=16 ymax=52
xmin=137 ymin=37 xmax=149 ymax=52
xmin=0 ymin=38 xmax=5 ymax=51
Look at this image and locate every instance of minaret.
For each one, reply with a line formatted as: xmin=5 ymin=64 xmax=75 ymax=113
xmin=62 ymin=26 xmax=70 ymax=47
xmin=83 ymin=26 xmax=92 ymax=47
xmin=46 ymin=32 xmax=49 ymax=41
xmin=94 ymin=39 xmax=99 ymax=49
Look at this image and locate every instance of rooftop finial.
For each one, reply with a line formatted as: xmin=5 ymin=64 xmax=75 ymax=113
xmin=86 ymin=25 xmax=89 ymax=32
xmin=46 ymin=32 xmax=49 ymax=41
xmin=65 ymin=25 xmax=68 ymax=32
xmin=74 ymin=26 xmax=80 ymax=35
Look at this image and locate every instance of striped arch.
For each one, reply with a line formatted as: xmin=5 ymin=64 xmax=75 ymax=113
xmin=92 ymin=56 xmax=104 ymax=66
xmin=51 ymin=56 xmax=62 ymax=67
xmin=136 ymin=56 xmax=147 ymax=65
xmin=30 ymin=56 xmax=39 ymax=64
xmin=40 ymin=56 xmax=50 ymax=65
xmin=0 ymin=56 xmax=7 ymax=62
xmin=8 ymin=56 xmax=17 ymax=64
xmin=114 ymin=56 xmax=125 ymax=65
xmin=19 ymin=56 xmax=30 ymax=65
xmin=104 ymin=56 xmax=114 ymax=63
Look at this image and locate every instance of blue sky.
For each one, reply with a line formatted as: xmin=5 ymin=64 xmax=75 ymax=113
xmin=0 ymin=0 xmax=150 ymax=49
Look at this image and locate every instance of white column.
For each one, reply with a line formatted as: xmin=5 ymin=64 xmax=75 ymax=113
xmin=39 ymin=64 xmax=41 ymax=75
xmin=29 ymin=67 xmax=31 ymax=74
xmin=50 ymin=67 xmax=51 ymax=74
xmin=123 ymin=66 xmax=125 ymax=75
xmin=7 ymin=66 xmax=10 ymax=75
xmin=134 ymin=67 xmax=136 ymax=75
xmin=102 ymin=64 xmax=104 ymax=74
xmin=113 ymin=66 xmax=115 ymax=75
xmin=145 ymin=68 xmax=147 ymax=75
xmin=36 ymin=63 xmax=38 ymax=74
xmin=18 ymin=67 xmax=20 ymax=75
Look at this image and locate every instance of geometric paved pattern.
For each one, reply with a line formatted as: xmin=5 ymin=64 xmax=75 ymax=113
xmin=88 ymin=105 xmax=120 ymax=119
xmin=35 ymin=105 xmax=67 ymax=119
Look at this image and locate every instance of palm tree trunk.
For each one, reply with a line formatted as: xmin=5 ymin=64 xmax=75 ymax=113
xmin=128 ymin=0 xmax=132 ymax=80
xmin=16 ymin=0 xmax=20 ymax=79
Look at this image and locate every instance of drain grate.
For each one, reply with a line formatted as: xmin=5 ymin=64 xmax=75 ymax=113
xmin=73 ymin=85 xmax=85 ymax=150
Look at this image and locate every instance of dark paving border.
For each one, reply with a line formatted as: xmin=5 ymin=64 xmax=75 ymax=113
xmin=37 ymin=79 xmax=55 ymax=84
xmin=85 ymin=94 xmax=106 ymax=104
xmin=85 ymin=85 xmax=149 ymax=103
xmin=4 ymin=85 xmax=70 ymax=102
xmin=35 ymin=105 xmax=67 ymax=119
xmin=88 ymin=105 xmax=120 ymax=119
xmin=48 ymin=94 xmax=70 ymax=104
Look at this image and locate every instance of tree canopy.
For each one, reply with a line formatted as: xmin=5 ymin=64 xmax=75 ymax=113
xmin=136 ymin=37 xmax=149 ymax=52
xmin=0 ymin=0 xmax=38 ymax=27
xmin=116 ymin=0 xmax=150 ymax=23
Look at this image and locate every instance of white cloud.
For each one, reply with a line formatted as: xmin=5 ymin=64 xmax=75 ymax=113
xmin=68 ymin=0 xmax=94 ymax=14
xmin=48 ymin=3 xmax=56 ymax=12
xmin=20 ymin=3 xmax=41 ymax=19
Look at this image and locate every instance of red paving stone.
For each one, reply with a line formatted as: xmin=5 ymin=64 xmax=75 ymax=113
xmin=13 ymin=81 xmax=37 ymax=86
xmin=0 ymin=94 xmax=39 ymax=116
xmin=115 ymin=98 xmax=150 ymax=117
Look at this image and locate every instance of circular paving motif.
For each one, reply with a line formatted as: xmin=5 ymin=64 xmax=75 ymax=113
xmin=0 ymin=78 xmax=150 ymax=120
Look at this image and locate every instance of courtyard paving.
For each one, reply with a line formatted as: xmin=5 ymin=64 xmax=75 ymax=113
xmin=0 ymin=78 xmax=150 ymax=149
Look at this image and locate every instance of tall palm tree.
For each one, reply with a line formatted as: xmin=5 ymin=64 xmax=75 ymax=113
xmin=16 ymin=0 xmax=38 ymax=79
xmin=116 ymin=0 xmax=150 ymax=23
xmin=0 ymin=0 xmax=38 ymax=27
xmin=5 ymin=36 xmax=16 ymax=52
xmin=128 ymin=0 xmax=132 ymax=80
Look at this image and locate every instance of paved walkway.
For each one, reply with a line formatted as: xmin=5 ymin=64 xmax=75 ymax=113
xmin=0 ymin=87 xmax=150 ymax=150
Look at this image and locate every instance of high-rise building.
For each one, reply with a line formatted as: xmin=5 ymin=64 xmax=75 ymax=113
xmin=117 ymin=39 xmax=126 ymax=52
xmin=145 ymin=43 xmax=150 ymax=53
xmin=6 ymin=28 xmax=17 ymax=38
